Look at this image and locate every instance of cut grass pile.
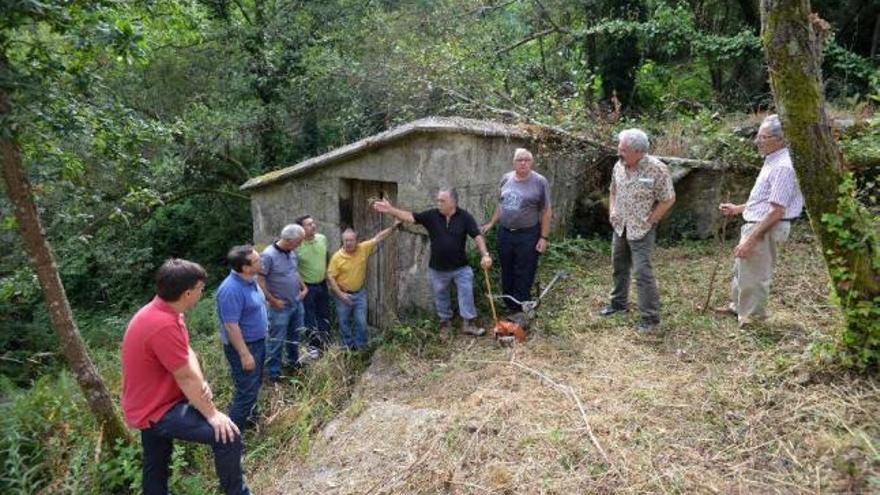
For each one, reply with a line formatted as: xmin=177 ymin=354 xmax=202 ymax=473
xmin=257 ymin=225 xmax=879 ymax=494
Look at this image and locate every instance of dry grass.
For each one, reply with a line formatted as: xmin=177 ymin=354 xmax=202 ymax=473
xmin=257 ymin=225 xmax=879 ymax=494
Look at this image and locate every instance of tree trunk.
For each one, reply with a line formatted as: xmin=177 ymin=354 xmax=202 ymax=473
xmin=0 ymin=80 xmax=131 ymax=444
xmin=760 ymin=0 xmax=880 ymax=366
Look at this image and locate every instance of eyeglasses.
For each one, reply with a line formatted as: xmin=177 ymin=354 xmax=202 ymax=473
xmin=755 ymin=134 xmax=778 ymax=142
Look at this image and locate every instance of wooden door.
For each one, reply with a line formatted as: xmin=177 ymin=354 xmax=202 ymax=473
xmin=350 ymin=180 xmax=398 ymax=329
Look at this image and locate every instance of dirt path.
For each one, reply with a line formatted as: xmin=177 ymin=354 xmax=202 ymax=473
xmin=260 ymin=232 xmax=879 ymax=494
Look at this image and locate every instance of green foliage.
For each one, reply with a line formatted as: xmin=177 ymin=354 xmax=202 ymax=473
xmin=823 ymin=42 xmax=880 ymax=101
xmin=840 ymin=116 xmax=880 ymax=215
xmin=633 ymin=59 xmax=714 ymax=112
xmin=0 ymin=367 xmax=224 ymax=494
xmin=818 ymin=173 xmax=880 ymax=369
xmin=542 ymin=236 xmax=609 ymax=267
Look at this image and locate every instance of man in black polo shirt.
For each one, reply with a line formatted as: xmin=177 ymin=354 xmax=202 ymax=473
xmin=373 ymin=189 xmax=493 ymax=338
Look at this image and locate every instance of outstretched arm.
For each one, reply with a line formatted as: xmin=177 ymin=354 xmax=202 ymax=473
xmin=372 ymin=199 xmax=415 ymax=223
xmin=372 ymin=220 xmax=402 ymax=243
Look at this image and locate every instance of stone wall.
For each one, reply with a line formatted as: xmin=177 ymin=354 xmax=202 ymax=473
xmin=249 ymin=131 xmax=594 ymax=317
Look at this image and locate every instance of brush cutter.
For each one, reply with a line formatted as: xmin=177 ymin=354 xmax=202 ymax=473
xmin=483 ymin=268 xmax=568 ymax=346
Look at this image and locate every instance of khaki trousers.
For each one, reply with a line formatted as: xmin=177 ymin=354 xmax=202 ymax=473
xmin=730 ymin=221 xmax=791 ymax=322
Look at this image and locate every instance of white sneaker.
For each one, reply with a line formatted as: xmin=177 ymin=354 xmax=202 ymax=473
xmin=307 ymin=346 xmax=321 ymax=360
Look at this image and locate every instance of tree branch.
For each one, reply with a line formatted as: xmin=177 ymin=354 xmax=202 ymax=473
xmin=495 ymin=27 xmax=566 ymax=56
xmin=439 ymin=84 xmax=613 ymax=152
xmin=232 ymin=0 xmax=253 ymax=25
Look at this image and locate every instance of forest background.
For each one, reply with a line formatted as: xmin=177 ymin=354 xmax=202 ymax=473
xmin=1 ymin=0 xmax=878 ymax=493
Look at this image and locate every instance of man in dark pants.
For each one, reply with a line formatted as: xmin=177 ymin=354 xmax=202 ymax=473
xmin=121 ymin=259 xmax=250 ymax=495
xmin=216 ymin=245 xmax=269 ymax=429
xmin=296 ymin=214 xmax=331 ymax=357
xmin=482 ymin=148 xmax=553 ymax=311
xmin=601 ymin=128 xmax=675 ymax=333
xmin=373 ymin=188 xmax=493 ymax=337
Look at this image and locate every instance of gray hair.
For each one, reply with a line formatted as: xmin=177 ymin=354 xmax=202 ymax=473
xmin=761 ymin=114 xmax=784 ymax=139
xmin=513 ymin=148 xmax=533 ymax=161
xmin=280 ymin=223 xmax=305 ymax=240
xmin=438 ymin=187 xmax=459 ymax=205
xmin=617 ymin=128 xmax=650 ymax=152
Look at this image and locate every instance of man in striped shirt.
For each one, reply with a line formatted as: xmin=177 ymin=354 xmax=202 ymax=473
xmin=717 ymin=114 xmax=805 ymax=327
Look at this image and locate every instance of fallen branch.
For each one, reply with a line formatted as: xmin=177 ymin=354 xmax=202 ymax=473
xmin=440 ymin=85 xmax=612 ymax=152
xmin=462 ymin=358 xmax=613 ymax=467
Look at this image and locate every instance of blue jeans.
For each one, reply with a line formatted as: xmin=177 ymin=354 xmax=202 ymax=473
xmin=429 ymin=266 xmax=477 ymax=321
xmin=335 ymin=289 xmax=367 ymax=349
xmin=497 ymin=224 xmax=541 ymax=311
xmin=303 ymin=281 xmax=331 ymax=348
xmin=266 ymin=301 xmax=304 ymax=379
xmin=141 ymin=401 xmax=250 ymax=495
xmin=223 ymin=339 xmax=266 ymax=430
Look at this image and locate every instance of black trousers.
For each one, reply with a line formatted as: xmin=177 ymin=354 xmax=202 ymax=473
xmin=496 ymin=224 xmax=541 ymax=311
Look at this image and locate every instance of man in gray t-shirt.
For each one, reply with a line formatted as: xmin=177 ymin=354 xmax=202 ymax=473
xmin=482 ymin=148 xmax=553 ymax=311
xmin=258 ymin=224 xmax=308 ymax=381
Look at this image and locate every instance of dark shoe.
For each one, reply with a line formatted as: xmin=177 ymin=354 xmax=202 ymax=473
xmin=439 ymin=320 xmax=451 ymax=340
xmin=599 ymin=305 xmax=628 ymax=317
xmin=637 ymin=322 xmax=660 ymax=334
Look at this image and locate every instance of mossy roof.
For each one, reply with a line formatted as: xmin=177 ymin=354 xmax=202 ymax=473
xmin=240 ymin=116 xmax=535 ymax=191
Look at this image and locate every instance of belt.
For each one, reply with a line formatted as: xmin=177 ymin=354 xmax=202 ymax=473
xmin=342 ymin=288 xmax=361 ymax=294
xmin=745 ymin=217 xmax=800 ymax=224
xmin=306 ymin=280 xmax=326 ymax=285
xmin=501 ymin=224 xmax=540 ymax=233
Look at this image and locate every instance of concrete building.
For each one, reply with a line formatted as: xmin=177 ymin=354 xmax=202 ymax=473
xmin=240 ymin=117 xmax=596 ymax=327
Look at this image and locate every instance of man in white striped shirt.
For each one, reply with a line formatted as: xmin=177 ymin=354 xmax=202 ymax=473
xmin=717 ymin=114 xmax=805 ymax=327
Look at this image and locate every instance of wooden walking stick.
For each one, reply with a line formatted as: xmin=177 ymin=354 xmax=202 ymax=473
xmin=701 ymin=191 xmax=731 ymax=314
xmin=483 ymin=266 xmax=499 ymax=326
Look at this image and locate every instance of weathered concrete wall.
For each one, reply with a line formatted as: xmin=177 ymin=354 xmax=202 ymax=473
xmin=249 ymin=131 xmax=592 ymax=316
xmin=662 ymin=166 xmax=757 ymax=240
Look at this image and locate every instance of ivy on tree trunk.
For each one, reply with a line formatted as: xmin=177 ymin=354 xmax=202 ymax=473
xmin=760 ymin=0 xmax=880 ymax=368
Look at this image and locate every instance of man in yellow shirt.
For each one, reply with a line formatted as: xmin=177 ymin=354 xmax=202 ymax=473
xmin=327 ymin=221 xmax=400 ymax=349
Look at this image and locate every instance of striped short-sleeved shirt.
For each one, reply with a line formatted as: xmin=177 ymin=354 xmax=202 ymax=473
xmin=743 ymin=147 xmax=804 ymax=222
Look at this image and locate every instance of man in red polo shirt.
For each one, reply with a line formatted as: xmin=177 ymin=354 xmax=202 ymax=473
xmin=121 ymin=259 xmax=250 ymax=495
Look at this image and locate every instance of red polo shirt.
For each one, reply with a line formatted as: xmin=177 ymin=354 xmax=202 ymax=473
xmin=121 ymin=296 xmax=190 ymax=429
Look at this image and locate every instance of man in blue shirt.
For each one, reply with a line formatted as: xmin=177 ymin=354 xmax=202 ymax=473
xmin=216 ymin=245 xmax=269 ymax=431
xmin=258 ymin=224 xmax=308 ymax=382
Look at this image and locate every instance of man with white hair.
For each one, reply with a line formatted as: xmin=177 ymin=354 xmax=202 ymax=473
xmin=716 ymin=114 xmax=804 ymax=327
xmin=481 ymin=148 xmax=553 ymax=312
xmin=601 ymin=128 xmax=676 ymax=333
xmin=258 ymin=224 xmax=308 ymax=382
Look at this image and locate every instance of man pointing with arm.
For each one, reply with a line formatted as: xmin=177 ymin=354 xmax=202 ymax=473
xmin=374 ymin=188 xmax=492 ymax=338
